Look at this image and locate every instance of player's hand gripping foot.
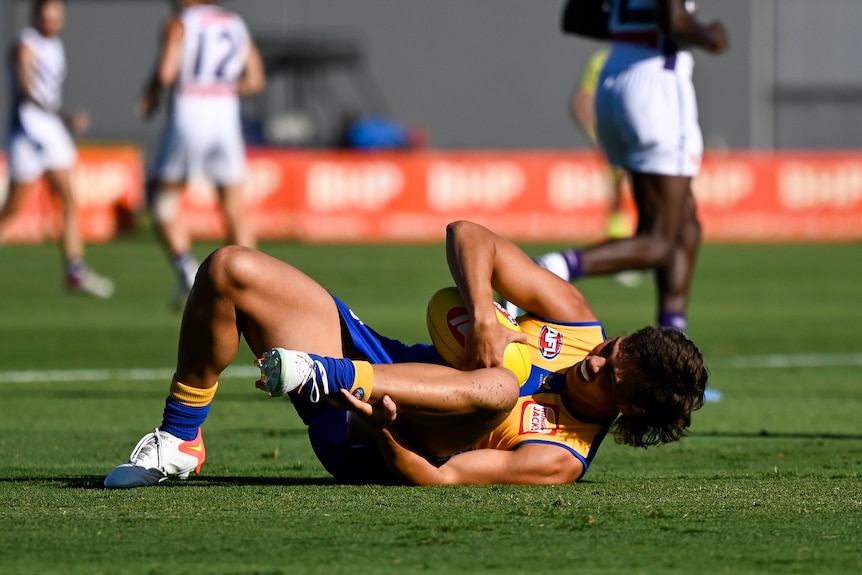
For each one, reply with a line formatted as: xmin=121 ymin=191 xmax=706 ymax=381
xmin=104 ymin=428 xmax=205 ymax=488
xmin=256 ymin=348 xmax=335 ymax=402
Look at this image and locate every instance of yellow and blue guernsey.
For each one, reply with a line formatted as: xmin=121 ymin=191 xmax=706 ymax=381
xmin=473 ymin=316 xmax=615 ymax=481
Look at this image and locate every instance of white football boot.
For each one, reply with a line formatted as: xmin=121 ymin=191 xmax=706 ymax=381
xmin=104 ymin=428 xmax=205 ymax=488
xmin=67 ymin=267 xmax=115 ymax=299
xmin=256 ymin=348 xmax=329 ymax=401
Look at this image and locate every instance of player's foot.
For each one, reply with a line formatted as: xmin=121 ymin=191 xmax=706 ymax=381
xmin=104 ymin=428 xmax=205 ymax=488
xmin=170 ymin=257 xmax=199 ymax=312
xmin=256 ymin=348 xmax=317 ymax=398
xmin=67 ymin=267 xmax=115 ymax=298
xmin=170 ymin=279 xmax=192 ymax=312
xmin=256 ymin=348 xmax=349 ymax=403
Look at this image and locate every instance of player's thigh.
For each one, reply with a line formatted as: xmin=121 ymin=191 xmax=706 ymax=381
xmin=207 ymin=128 xmax=246 ymax=187
xmin=205 ymin=246 xmax=346 ymax=356
xmin=153 ymin=123 xmax=189 ymax=183
xmin=7 ymin=132 xmax=45 ymax=184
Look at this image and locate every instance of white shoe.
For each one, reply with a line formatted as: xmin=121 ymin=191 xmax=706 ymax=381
xmin=67 ymin=267 xmax=115 ymax=298
xmin=256 ymin=348 xmax=328 ymax=401
xmin=104 ymin=428 xmax=205 ymax=488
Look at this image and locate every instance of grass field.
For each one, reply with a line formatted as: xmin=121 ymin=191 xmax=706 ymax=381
xmin=1 ymin=234 xmax=861 ymax=575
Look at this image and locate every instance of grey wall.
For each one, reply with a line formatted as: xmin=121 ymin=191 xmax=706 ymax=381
xmin=1 ymin=0 xmax=860 ymax=159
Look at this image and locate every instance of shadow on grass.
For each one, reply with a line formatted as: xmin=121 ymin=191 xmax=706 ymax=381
xmin=691 ymin=430 xmax=862 ymax=440
xmin=0 ymin=476 xmax=338 ymax=489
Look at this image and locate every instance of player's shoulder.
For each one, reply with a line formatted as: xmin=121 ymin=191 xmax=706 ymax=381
xmin=18 ymin=26 xmax=41 ymax=45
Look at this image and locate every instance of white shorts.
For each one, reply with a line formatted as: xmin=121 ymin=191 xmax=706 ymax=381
xmin=595 ymin=45 xmax=703 ymax=177
xmin=154 ymin=96 xmax=246 ymax=186
xmin=6 ymin=102 xmax=77 ymax=183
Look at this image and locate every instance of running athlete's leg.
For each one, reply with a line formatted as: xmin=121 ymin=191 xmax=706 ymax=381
xmin=216 ymin=182 xmax=255 ymax=249
xmin=44 ymin=168 xmax=84 ymax=262
xmin=655 ymin=184 xmax=701 ymax=329
xmin=150 ymin=179 xmax=190 ymax=262
xmin=0 ymin=180 xmax=31 ymax=233
xmin=577 ymin=172 xmax=690 ymax=274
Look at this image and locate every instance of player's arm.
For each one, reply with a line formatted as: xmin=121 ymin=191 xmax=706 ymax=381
xmin=572 ymin=84 xmax=597 ymax=144
xmin=139 ymin=17 xmax=184 ymax=119
xmin=660 ymin=0 xmax=728 ymax=54
xmin=446 ymin=220 xmax=595 ymax=325
xmin=237 ymin=40 xmax=265 ymax=96
xmin=13 ymin=43 xmax=41 ymax=108
xmin=343 ymin=391 xmax=583 ymax=485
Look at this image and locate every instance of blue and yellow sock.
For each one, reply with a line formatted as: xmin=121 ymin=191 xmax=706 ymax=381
xmin=307 ymin=355 xmax=374 ymax=401
xmin=160 ymin=377 xmax=218 ymax=440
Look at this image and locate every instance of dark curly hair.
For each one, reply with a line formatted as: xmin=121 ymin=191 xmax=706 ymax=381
xmin=611 ymin=326 xmax=708 ymax=448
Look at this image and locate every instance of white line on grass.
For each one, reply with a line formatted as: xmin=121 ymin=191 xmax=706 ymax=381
xmin=0 ymin=365 xmax=259 ymax=384
xmin=1 ymin=352 xmax=862 ymax=384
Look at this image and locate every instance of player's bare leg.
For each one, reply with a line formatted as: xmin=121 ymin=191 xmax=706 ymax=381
xmin=151 ymin=180 xmax=198 ymax=308
xmin=217 ymin=182 xmax=255 ymax=249
xmin=0 ymin=181 xmax=29 ymax=238
xmin=175 ymin=245 xmax=348 ymax=392
xmin=655 ymin=187 xmax=701 ymax=329
xmin=197 ymin=246 xmax=517 ymax=417
xmin=43 ymin=168 xmax=114 ymax=297
xmin=105 ymin=245 xmax=346 ymax=487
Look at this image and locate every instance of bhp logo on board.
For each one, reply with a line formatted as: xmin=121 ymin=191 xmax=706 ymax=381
xmin=547 ymin=162 xmax=612 ymax=209
xmin=778 ymin=162 xmax=862 ymax=210
xmin=71 ymin=162 xmax=137 ymax=208
xmin=427 ymin=161 xmax=524 ymax=210
xmin=306 ymin=161 xmax=403 ymax=211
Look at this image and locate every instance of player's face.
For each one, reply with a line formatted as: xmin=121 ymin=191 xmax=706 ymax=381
xmin=574 ymin=336 xmax=640 ymax=403
xmin=37 ymin=1 xmax=65 ymax=37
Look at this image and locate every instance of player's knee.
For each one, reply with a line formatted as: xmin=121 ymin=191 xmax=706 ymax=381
xmin=149 ymin=186 xmax=181 ymax=224
xmin=202 ymin=245 xmax=258 ymax=295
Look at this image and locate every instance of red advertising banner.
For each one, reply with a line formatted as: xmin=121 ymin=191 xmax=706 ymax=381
xmin=3 ymin=147 xmax=862 ymax=244
xmin=0 ymin=145 xmax=144 ymax=243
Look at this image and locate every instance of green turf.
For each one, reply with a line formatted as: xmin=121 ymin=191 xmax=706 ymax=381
xmin=0 ymin=235 xmax=861 ymax=574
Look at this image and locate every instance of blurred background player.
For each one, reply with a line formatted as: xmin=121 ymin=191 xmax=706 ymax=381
xmin=139 ymin=0 xmax=265 ymax=309
xmin=573 ymin=48 xmax=631 ymax=240
xmin=537 ymin=0 xmax=727 ymax=335
xmin=572 ymin=47 xmax=641 ymax=287
xmin=1 ymin=0 xmax=114 ymax=298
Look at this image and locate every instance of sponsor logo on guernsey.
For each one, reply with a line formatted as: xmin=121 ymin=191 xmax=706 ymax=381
xmin=520 ymin=401 xmax=559 ymax=435
xmin=539 ymin=326 xmax=563 ymax=360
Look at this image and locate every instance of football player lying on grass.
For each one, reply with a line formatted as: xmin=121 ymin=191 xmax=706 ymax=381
xmin=105 ymin=220 xmax=707 ymax=487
